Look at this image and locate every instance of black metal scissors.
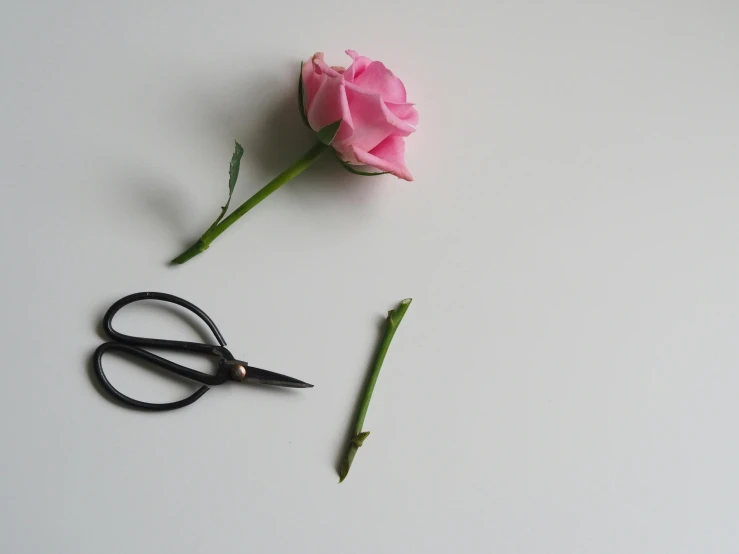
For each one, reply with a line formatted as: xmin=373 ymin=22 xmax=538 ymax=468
xmin=93 ymin=292 xmax=313 ymax=411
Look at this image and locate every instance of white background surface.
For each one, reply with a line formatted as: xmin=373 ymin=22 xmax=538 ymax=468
xmin=2 ymin=1 xmax=739 ymax=552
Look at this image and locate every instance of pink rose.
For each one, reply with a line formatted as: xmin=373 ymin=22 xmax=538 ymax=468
xmin=172 ymin=50 xmax=420 ymax=264
xmin=301 ymin=50 xmax=418 ymax=181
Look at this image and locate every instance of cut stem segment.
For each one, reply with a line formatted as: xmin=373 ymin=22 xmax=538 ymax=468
xmin=339 ymin=298 xmax=412 ymax=483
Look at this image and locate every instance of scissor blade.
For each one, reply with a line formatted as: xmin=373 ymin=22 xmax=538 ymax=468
xmin=246 ymin=366 xmax=314 ymax=388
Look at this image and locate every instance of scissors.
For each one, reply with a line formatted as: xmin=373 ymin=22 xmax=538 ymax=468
xmin=93 ymin=292 xmax=313 ymax=411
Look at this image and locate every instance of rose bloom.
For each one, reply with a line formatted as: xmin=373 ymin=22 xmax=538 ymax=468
xmin=301 ymin=50 xmax=418 ymax=181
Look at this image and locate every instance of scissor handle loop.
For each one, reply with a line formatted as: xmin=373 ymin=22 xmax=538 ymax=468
xmin=93 ymin=292 xmax=233 ymax=411
xmin=93 ymin=342 xmax=210 ymax=411
xmin=103 ymin=292 xmax=228 ymax=353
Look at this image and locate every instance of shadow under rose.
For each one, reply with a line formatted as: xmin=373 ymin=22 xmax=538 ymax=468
xmin=118 ymin=64 xmax=389 ymax=258
xmin=129 ymin=175 xmax=201 ymax=251
xmin=183 ymin=64 xmax=387 ymax=206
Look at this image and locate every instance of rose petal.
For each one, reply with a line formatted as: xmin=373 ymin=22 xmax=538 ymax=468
xmin=344 ymin=50 xmax=373 ymax=82
xmin=351 ymin=136 xmax=413 ymax=181
xmin=312 ymin=54 xmax=343 ymax=78
xmin=305 ymin=76 xmax=354 ymax=142
xmin=385 ymin=101 xmax=419 ymax=126
xmin=301 ymin=56 xmax=324 ymax=112
xmin=352 ymin=61 xmax=406 ymax=103
xmin=335 ymin=83 xmax=414 ymax=153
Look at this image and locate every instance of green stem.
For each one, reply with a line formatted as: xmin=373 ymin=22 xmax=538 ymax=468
xmin=339 ymin=298 xmax=412 ymax=483
xmin=171 ymin=140 xmax=328 ymax=264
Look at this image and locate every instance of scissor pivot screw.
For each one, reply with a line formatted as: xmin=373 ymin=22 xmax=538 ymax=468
xmin=230 ymin=364 xmax=247 ymax=381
